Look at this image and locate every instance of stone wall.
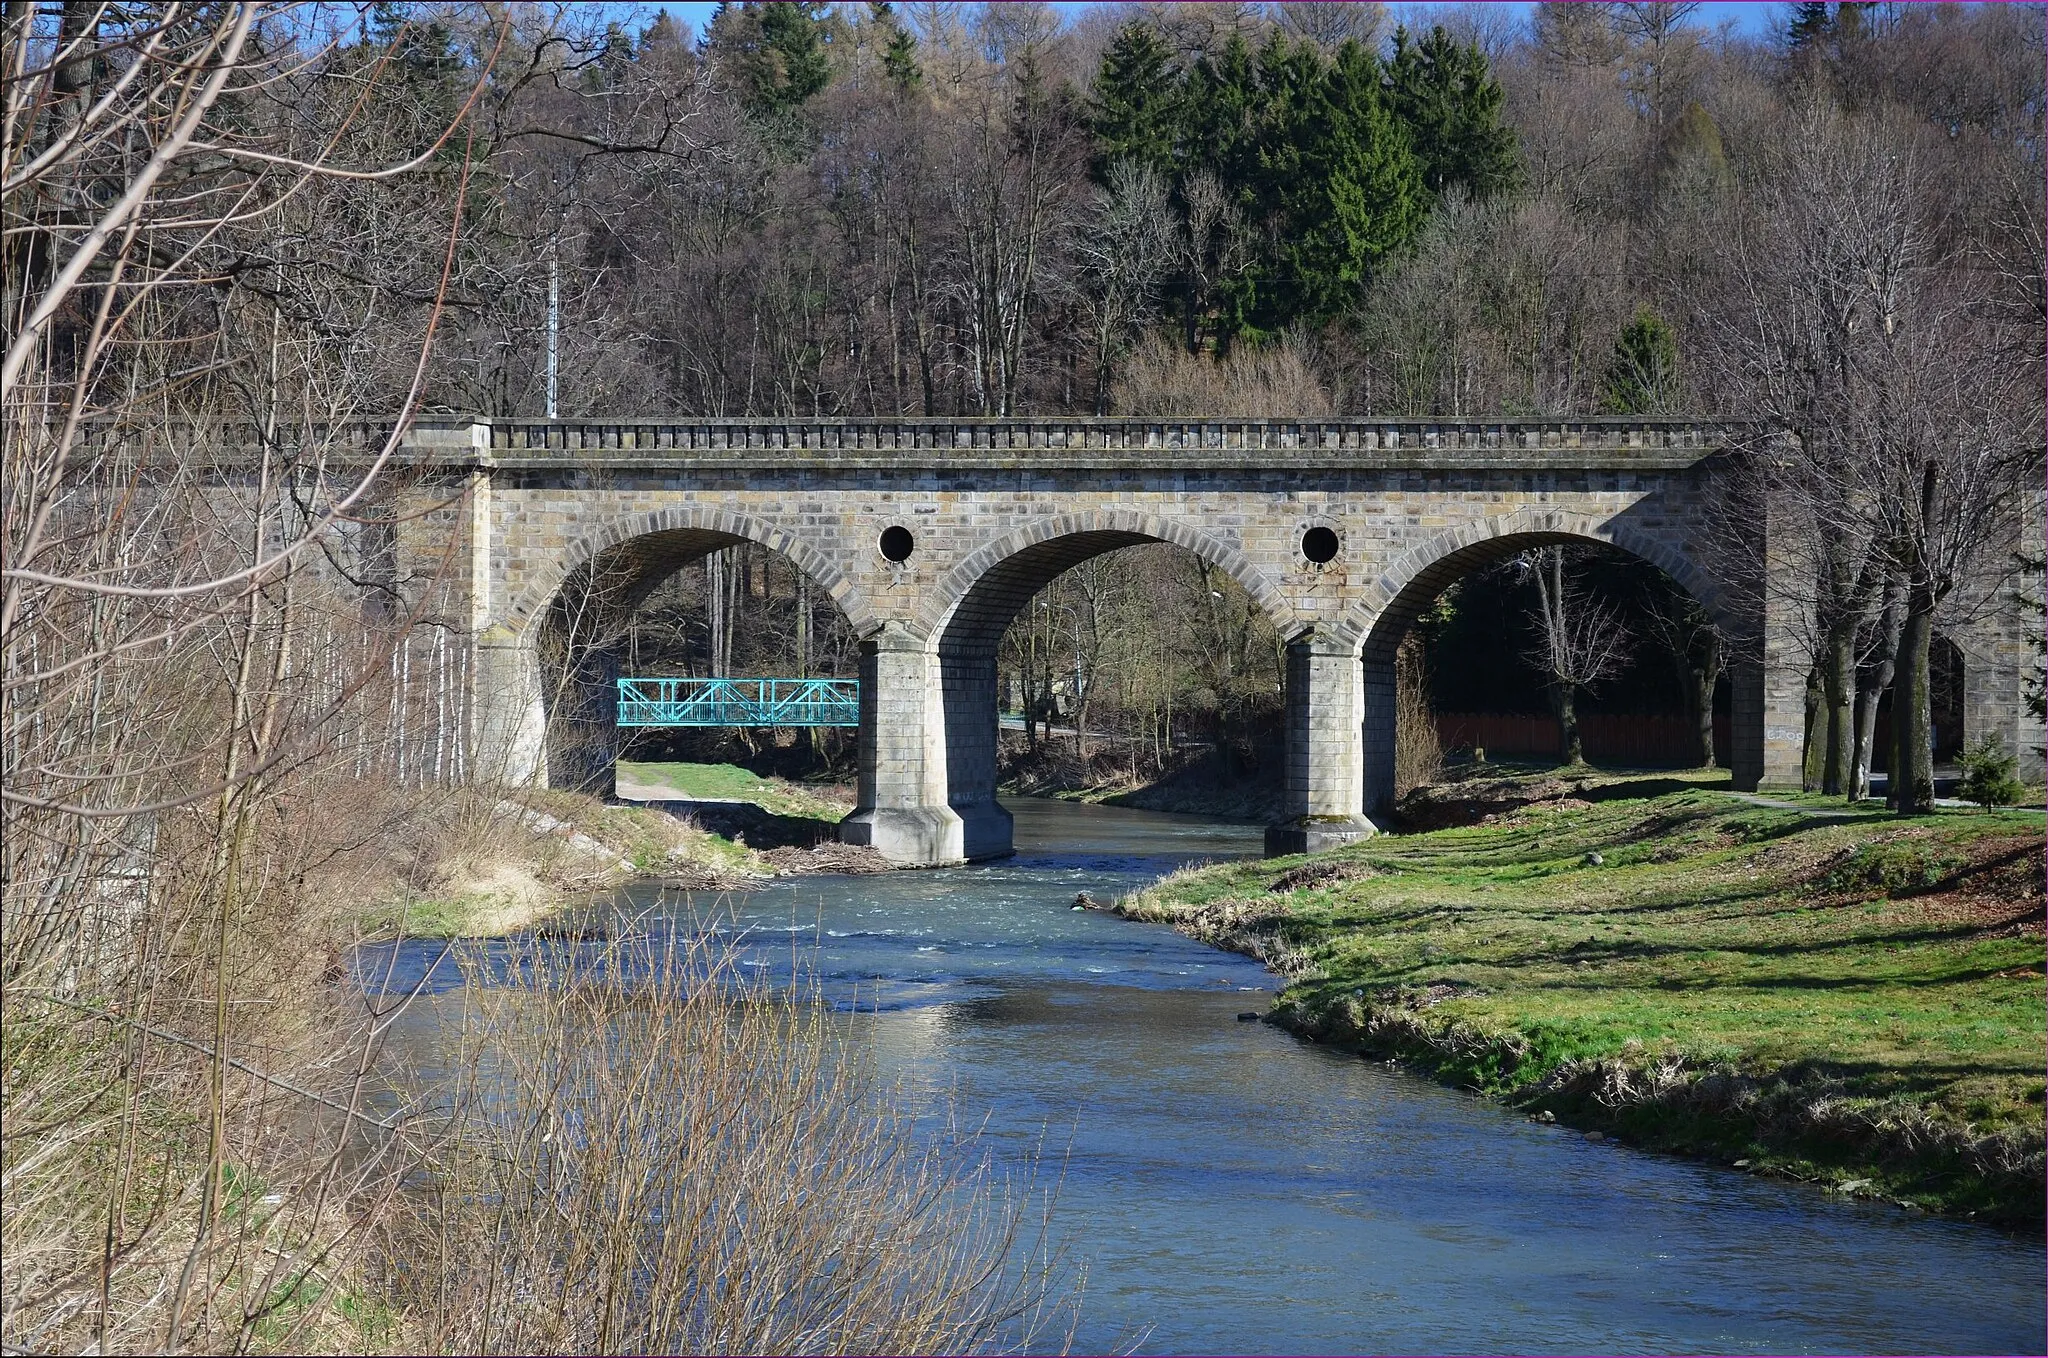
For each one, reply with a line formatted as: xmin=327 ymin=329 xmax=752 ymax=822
xmin=368 ymin=418 xmax=2041 ymax=862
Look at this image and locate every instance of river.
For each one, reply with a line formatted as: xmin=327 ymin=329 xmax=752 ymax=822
xmin=364 ymin=796 xmax=2046 ymax=1355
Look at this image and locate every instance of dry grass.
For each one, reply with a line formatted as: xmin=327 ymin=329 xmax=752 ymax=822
xmin=4 ymin=777 xmax=1080 ymax=1354
xmin=376 ymin=921 xmax=1079 ymax=1355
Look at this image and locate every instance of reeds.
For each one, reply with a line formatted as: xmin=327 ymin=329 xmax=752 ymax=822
xmin=383 ymin=917 xmax=1078 ymax=1355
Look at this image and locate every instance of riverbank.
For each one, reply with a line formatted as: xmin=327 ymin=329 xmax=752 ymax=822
xmin=362 ymin=768 xmax=881 ymax=940
xmin=1116 ymin=770 xmax=2046 ymax=1227
xmin=1000 ymin=737 xmax=1283 ymax=822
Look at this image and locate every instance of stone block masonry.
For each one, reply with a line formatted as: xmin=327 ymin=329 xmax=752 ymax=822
xmin=363 ymin=417 xmax=2039 ymax=866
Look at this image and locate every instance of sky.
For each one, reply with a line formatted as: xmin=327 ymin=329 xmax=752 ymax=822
xmin=606 ymin=1 xmax=1793 ymax=47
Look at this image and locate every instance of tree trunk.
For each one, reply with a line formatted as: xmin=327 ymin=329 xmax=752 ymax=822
xmin=1851 ymin=680 xmax=1883 ymax=801
xmin=1691 ymin=665 xmax=1717 ymax=768
xmin=1820 ymin=618 xmax=1855 ymax=796
xmin=1893 ymin=603 xmax=1937 ymax=815
xmin=1552 ymin=684 xmax=1584 ymax=765
xmin=1893 ymin=463 xmax=1943 ymax=816
xmin=1851 ymin=587 xmax=1904 ymax=801
xmin=1801 ymin=664 xmax=1825 ymax=790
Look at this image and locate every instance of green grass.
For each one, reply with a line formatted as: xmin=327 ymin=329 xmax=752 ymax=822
xmin=617 ymin=760 xmax=849 ymax=821
xmin=1123 ymin=784 xmax=2045 ymax=1222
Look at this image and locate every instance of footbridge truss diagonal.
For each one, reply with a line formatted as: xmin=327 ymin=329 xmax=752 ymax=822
xmin=615 ymin=677 xmax=860 ymax=728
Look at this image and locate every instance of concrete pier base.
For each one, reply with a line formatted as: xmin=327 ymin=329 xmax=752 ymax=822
xmin=1264 ymin=814 xmax=1378 ymax=857
xmin=838 ymin=806 xmax=964 ymax=867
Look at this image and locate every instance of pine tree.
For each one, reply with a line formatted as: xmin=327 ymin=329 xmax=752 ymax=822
xmin=1089 ymin=22 xmax=1180 ymax=182
xmin=1181 ymin=33 xmax=1260 ymax=191
xmin=363 ymin=2 xmax=466 ymax=132
xmin=1603 ymin=307 xmax=1681 ymax=413
xmin=1786 ymin=0 xmax=1833 ymax=54
xmin=872 ymin=2 xmax=922 ymax=92
xmin=1384 ymin=25 xmax=1520 ymax=201
xmin=1265 ymin=38 xmax=1426 ymax=329
xmin=712 ymin=1 xmax=832 ymax=116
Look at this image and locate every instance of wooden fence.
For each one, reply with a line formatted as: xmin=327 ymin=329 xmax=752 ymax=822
xmin=1434 ymin=711 xmax=1730 ymax=768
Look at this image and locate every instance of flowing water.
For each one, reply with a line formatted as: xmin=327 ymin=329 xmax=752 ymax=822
xmin=365 ymin=797 xmax=2046 ymax=1355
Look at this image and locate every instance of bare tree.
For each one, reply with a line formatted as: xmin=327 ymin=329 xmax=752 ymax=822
xmin=1272 ymin=1 xmax=1387 ymax=52
xmin=1641 ymin=588 xmax=1725 ymax=768
xmin=1607 ymin=1 xmax=1704 ymax=125
xmin=3 ymin=6 xmax=508 ymax=1350
xmin=1699 ymin=101 xmax=2042 ymax=810
xmin=1518 ymin=547 xmax=1634 ymax=765
xmin=1074 ymin=159 xmax=1178 ymax=412
xmin=936 ymin=52 xmax=1082 ymax=415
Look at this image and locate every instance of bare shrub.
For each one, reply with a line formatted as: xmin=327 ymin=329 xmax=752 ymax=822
xmin=1394 ymin=634 xmax=1443 ymax=795
xmin=387 ymin=923 xmax=1077 ymax=1355
xmin=1111 ymin=334 xmax=1334 ymax=417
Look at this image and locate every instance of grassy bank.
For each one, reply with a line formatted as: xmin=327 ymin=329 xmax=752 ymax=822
xmin=616 ymin=759 xmax=853 ymax=820
xmin=1118 ymin=770 xmax=2045 ymax=1226
xmin=358 ymin=788 xmax=766 ymax=939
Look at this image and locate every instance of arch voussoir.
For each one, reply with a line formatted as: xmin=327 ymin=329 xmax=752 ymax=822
xmin=1351 ymin=505 xmax=1732 ymax=653
xmin=504 ymin=504 xmax=876 ymax=639
xmin=916 ymin=507 xmax=1298 ymax=641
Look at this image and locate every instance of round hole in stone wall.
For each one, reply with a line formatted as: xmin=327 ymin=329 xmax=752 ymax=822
xmin=1301 ymin=525 xmax=1340 ymax=564
xmin=878 ymin=525 xmax=916 ymax=563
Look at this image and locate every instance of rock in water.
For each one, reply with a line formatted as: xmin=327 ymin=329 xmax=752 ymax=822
xmin=1075 ymin=891 xmax=1105 ymax=910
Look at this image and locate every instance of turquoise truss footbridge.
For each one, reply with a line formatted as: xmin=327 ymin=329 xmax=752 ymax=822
xmin=616 ymin=677 xmax=859 ymax=727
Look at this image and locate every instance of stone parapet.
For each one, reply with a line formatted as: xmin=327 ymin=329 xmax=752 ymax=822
xmin=468 ymin=415 xmax=1741 ymax=471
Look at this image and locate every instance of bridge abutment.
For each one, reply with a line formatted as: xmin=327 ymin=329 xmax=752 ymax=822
xmin=473 ymin=632 xmax=547 ymax=786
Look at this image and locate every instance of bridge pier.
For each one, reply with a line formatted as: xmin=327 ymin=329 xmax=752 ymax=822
xmin=1266 ymin=626 xmax=1377 ymax=856
xmin=838 ymin=622 xmax=966 ymax=866
xmin=473 ymin=631 xmax=547 ymax=786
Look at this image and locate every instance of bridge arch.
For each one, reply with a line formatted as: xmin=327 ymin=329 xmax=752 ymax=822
xmin=1346 ymin=507 xmax=1753 ymax=812
xmin=922 ymin=510 xmax=1297 ymax=860
xmin=1349 ymin=506 xmax=1736 ymax=656
xmin=503 ymin=505 xmax=877 ymax=640
xmin=511 ymin=507 xmax=875 ymax=794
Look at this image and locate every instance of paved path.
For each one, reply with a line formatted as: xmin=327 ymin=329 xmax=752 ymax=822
xmin=1718 ymin=791 xmax=2043 ymax=818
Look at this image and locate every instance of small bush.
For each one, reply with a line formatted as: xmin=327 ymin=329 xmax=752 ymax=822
xmin=1956 ymin=737 xmax=2025 ymax=808
xmin=1823 ymin=840 xmax=1968 ymax=897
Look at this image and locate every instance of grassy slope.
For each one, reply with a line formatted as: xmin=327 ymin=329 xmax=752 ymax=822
xmin=617 ymin=759 xmax=851 ymax=820
xmin=1119 ymin=775 xmax=2045 ymax=1224
xmin=358 ymin=790 xmax=761 ymax=939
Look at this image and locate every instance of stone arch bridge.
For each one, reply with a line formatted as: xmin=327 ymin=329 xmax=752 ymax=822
xmin=362 ymin=416 xmax=2036 ymax=866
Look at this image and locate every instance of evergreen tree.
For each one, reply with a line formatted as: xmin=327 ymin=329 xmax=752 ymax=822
xmin=871 ymin=2 xmax=922 ymax=91
xmin=362 ymin=2 xmax=467 ymax=135
xmin=1384 ymin=25 xmax=1520 ymax=201
xmin=1180 ymin=34 xmax=1264 ymax=344
xmin=1089 ymin=22 xmax=1180 ymax=182
xmin=1657 ymin=101 xmax=1733 ymax=200
xmin=1603 ymin=306 xmax=1681 ymax=413
xmin=1786 ymin=0 xmax=1833 ymax=54
xmin=1264 ymin=38 xmax=1425 ymax=330
xmin=367 ymin=0 xmax=464 ymax=80
xmin=639 ymin=10 xmax=692 ymax=61
xmin=711 ymin=1 xmax=832 ymax=116
xmin=1181 ymin=34 xmax=1261 ymax=191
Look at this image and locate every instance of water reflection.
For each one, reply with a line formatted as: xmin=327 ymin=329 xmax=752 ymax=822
xmin=361 ymin=796 xmax=2046 ymax=1355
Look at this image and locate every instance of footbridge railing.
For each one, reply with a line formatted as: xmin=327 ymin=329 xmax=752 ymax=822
xmin=616 ymin=677 xmax=859 ymax=727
